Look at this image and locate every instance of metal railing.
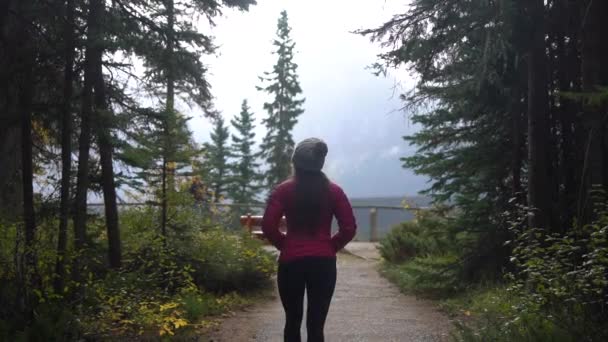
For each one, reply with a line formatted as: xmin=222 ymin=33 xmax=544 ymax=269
xmin=88 ymin=202 xmax=426 ymax=242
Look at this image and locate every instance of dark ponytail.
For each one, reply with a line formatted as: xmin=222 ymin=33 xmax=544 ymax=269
xmin=290 ymin=168 xmax=330 ymax=234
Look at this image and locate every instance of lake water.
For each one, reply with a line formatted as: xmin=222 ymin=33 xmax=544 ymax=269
xmin=341 ymin=196 xmax=430 ymax=241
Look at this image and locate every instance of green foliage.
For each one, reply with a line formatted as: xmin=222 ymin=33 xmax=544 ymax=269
xmin=3 ymin=0 xmax=267 ymax=339
xmin=121 ymin=108 xmax=198 ymax=193
xmin=0 ymin=303 xmax=80 ymax=342
xmin=82 ymin=237 xmax=195 ymax=336
xmin=448 ymin=287 xmax=576 ymax=342
xmin=178 ymin=290 xmax=250 ymax=323
xmin=447 ymin=203 xmax=608 ymax=341
xmin=80 ymin=206 xmax=273 ymax=337
xmin=259 ymin=10 xmax=305 ymax=188
xmin=379 ymin=210 xmax=454 ymax=263
xmin=379 ymin=210 xmax=464 ymax=297
xmin=504 ymin=203 xmax=608 ymax=340
xmin=560 ymin=86 xmax=608 ymax=109
xmin=0 ymin=219 xmax=87 ymax=341
xmin=205 ymin=115 xmax=232 ymax=201
xmin=381 ymin=255 xmax=462 ymax=298
xmin=229 ymin=99 xmax=263 ymax=208
xmin=190 ymin=229 xmax=276 ymax=293
xmin=0 ymin=204 xmax=275 ymax=339
xmin=359 ymin=0 xmax=525 ymax=282
xmin=125 ymin=0 xmax=256 ymax=112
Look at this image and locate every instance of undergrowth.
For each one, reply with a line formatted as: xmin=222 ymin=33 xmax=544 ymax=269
xmin=379 ymin=206 xmax=608 ymax=342
xmin=0 ymin=203 xmax=276 ymax=340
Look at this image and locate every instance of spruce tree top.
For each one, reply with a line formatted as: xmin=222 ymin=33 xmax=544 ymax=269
xmin=259 ymin=10 xmax=305 ymax=188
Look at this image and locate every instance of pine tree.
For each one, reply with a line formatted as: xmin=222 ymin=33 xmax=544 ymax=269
xmin=258 ymin=10 xmax=305 ymax=188
xmin=360 ymin=0 xmax=608 ymax=280
xmin=229 ymin=99 xmax=263 ymax=208
xmin=116 ymin=0 xmax=254 ymax=234
xmin=206 ymin=116 xmax=231 ymax=202
xmin=122 ymin=108 xmax=198 ymax=236
xmin=54 ymin=0 xmax=76 ymax=291
xmin=358 ymin=1 xmax=528 ymax=279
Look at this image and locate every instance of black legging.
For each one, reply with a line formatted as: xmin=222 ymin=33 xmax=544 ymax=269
xmin=277 ymin=257 xmax=337 ymax=342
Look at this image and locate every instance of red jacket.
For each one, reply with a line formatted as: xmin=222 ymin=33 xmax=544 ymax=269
xmin=261 ymin=179 xmax=357 ymax=262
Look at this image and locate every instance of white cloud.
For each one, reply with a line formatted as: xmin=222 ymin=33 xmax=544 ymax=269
xmin=381 ymin=145 xmax=402 ymax=159
xmin=188 ymin=0 xmax=427 ymax=196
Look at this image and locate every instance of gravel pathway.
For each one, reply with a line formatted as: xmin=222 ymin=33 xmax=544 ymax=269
xmin=204 ymin=243 xmax=451 ymax=342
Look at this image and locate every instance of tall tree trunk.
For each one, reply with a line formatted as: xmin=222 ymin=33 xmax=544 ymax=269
xmin=166 ymin=0 xmax=175 ymax=115
xmin=91 ymin=0 xmax=121 ymax=269
xmin=161 ymin=157 xmax=168 ymax=237
xmin=601 ymin=4 xmax=608 ymax=190
xmin=526 ymin=0 xmax=551 ymax=229
xmin=14 ymin=0 xmax=37 ymax=297
xmin=72 ymin=0 xmax=97 ymax=287
xmin=0 ymin=28 xmax=22 ymax=222
xmin=54 ymin=0 xmax=75 ymax=293
xmin=0 ymin=0 xmax=24 ymax=223
xmin=510 ymin=80 xmax=525 ymax=199
xmin=160 ymin=0 xmax=175 ymax=237
xmin=0 ymin=103 xmax=22 ymax=222
xmin=555 ymin=0 xmax=579 ymax=231
xmin=20 ymin=69 xmax=36 ymax=281
xmin=98 ymin=134 xmax=122 ymax=268
xmin=578 ymin=0 xmax=605 ymax=219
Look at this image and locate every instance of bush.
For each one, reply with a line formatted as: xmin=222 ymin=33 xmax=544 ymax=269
xmin=381 ymin=254 xmax=463 ymax=297
xmin=379 ymin=209 xmax=453 ymax=263
xmin=378 ymin=209 xmax=464 ymax=297
xmin=76 ymin=204 xmax=277 ymax=337
xmin=502 ymin=203 xmax=608 ymax=341
xmin=0 ymin=201 xmax=277 ymax=339
xmin=449 ymin=287 xmax=577 ymax=342
xmin=190 ymin=229 xmax=276 ymax=293
xmin=450 ymin=202 xmax=608 ymax=341
xmin=178 ymin=290 xmax=250 ymax=322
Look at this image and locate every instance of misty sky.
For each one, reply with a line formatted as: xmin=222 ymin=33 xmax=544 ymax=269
xmin=188 ymin=0 xmax=428 ymax=198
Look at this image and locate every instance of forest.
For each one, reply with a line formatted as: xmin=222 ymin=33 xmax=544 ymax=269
xmin=363 ymin=0 xmax=608 ymax=340
xmin=1 ymin=0 xmax=307 ymax=339
xmin=2 ymin=0 xmax=608 ymax=340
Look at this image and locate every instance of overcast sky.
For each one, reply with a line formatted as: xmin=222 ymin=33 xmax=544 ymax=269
xmin=188 ymin=0 xmax=427 ymax=198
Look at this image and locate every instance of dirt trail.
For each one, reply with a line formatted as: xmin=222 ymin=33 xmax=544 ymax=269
xmin=203 ymin=243 xmax=451 ymax=342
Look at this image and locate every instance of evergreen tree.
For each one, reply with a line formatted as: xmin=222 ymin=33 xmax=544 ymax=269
xmin=121 ymin=108 xmax=198 ymax=236
xmin=359 ymin=1 xmax=533 ymax=279
xmin=54 ymin=0 xmax=76 ymax=292
xmin=206 ymin=116 xmax=231 ymax=202
xmin=0 ymin=0 xmax=258 ymax=324
xmin=258 ymin=10 xmax=305 ymax=188
xmin=360 ymin=0 xmax=608 ymax=281
xmin=229 ymin=99 xmax=263 ymax=208
xmin=115 ymin=0 xmax=254 ymax=234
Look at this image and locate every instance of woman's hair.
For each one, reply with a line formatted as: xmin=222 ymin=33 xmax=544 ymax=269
xmin=289 ymin=167 xmax=330 ymax=234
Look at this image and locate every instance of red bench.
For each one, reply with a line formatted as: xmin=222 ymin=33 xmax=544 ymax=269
xmin=240 ymin=214 xmax=286 ymax=242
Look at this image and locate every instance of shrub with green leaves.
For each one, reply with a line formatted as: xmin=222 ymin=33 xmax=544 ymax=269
xmin=379 ymin=209 xmax=465 ymax=296
xmin=190 ymin=229 xmax=276 ymax=293
xmin=451 ymin=202 xmax=608 ymax=341
xmin=379 ymin=209 xmax=454 ymax=263
xmin=381 ymin=254 xmax=463 ymax=297
xmin=450 ymin=287 xmax=575 ymax=342
xmin=503 ymin=203 xmax=608 ymax=340
xmin=1 ymin=202 xmax=276 ymax=340
xmin=81 ymin=206 xmax=275 ymax=337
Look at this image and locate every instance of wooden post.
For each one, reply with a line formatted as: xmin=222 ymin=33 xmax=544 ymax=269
xmin=246 ymin=213 xmax=252 ymax=234
xmin=370 ymin=208 xmax=378 ymax=242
